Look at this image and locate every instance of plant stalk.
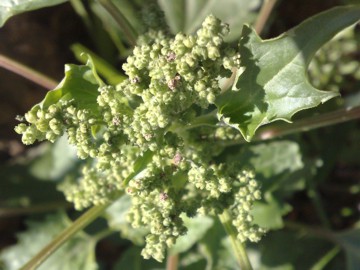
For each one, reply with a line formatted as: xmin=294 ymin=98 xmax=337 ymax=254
xmin=166 ymin=254 xmax=179 ymax=270
xmin=20 ymin=202 xmax=111 ymax=270
xmin=0 ymin=202 xmax=71 ymax=218
xmin=0 ymin=54 xmax=57 ymax=90
xmin=218 ymin=210 xmax=253 ymax=270
xmin=219 ymin=106 xmax=360 ymax=147
xmin=254 ymin=0 xmax=279 ymax=35
xmin=97 ymin=0 xmax=137 ymax=46
xmin=255 ymin=106 xmax=360 ymax=140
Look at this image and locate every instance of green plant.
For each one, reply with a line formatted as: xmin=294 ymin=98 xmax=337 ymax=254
xmin=1 ymin=1 xmax=360 ymax=270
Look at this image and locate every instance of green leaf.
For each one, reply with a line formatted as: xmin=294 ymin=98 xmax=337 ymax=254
xmin=0 ymin=148 xmax=65 ymax=208
xmin=113 ymin=246 xmax=165 ymax=270
xmin=236 ymin=140 xmax=307 ymax=196
xmin=251 ymin=196 xmax=292 ymax=230
xmin=71 ymin=43 xmax=126 ymax=85
xmin=158 ymin=0 xmax=261 ymax=41
xmin=0 ymin=0 xmax=67 ymax=27
xmin=335 ymin=228 xmax=360 ymax=270
xmin=198 ymin=218 xmax=227 ymax=270
xmin=249 ymin=230 xmax=338 ymax=270
xmin=169 ymin=214 xmax=213 ymax=255
xmin=216 ymin=6 xmax=360 ymax=141
xmin=40 ymin=57 xmax=102 ymax=110
xmin=29 ymin=136 xmax=78 ymax=181
xmin=0 ymin=212 xmax=97 ymax=270
xmin=105 ymin=194 xmax=148 ymax=245
xmin=123 ymin=150 xmax=154 ymax=186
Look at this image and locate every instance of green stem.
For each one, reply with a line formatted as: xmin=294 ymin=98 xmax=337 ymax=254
xmin=311 ymin=246 xmax=340 ymax=270
xmin=254 ymin=0 xmax=279 ymax=35
xmin=0 ymin=201 xmax=71 ymax=218
xmin=20 ymin=202 xmax=111 ymax=270
xmin=97 ymin=0 xmax=137 ymax=46
xmin=0 ymin=54 xmax=57 ymax=90
xmin=220 ymin=106 xmax=360 ymax=147
xmin=256 ymin=106 xmax=360 ymax=140
xmin=166 ymin=254 xmax=179 ymax=270
xmin=185 ymin=110 xmax=218 ymax=130
xmin=307 ymin=183 xmax=332 ymax=229
xmin=93 ymin=228 xmax=115 ymax=242
xmin=218 ymin=210 xmax=253 ymax=270
xmin=284 ymin=221 xmax=336 ymax=242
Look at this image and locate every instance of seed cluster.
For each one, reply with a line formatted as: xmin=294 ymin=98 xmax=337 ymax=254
xmin=15 ymin=15 xmax=264 ymax=261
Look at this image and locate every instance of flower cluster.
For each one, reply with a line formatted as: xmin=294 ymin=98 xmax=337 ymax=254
xmin=15 ymin=15 xmax=264 ymax=262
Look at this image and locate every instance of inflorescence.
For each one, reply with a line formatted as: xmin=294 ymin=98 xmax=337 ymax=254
xmin=15 ymin=15 xmax=265 ymax=262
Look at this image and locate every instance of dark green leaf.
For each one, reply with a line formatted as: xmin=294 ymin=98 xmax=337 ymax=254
xmin=0 ymin=149 xmax=65 ymax=208
xmin=0 ymin=212 xmax=97 ymax=270
xmin=335 ymin=228 xmax=360 ymax=270
xmin=216 ymin=6 xmax=360 ymax=141
xmin=249 ymin=230 xmax=338 ymax=270
xmin=0 ymin=0 xmax=67 ymax=27
xmin=113 ymin=246 xmax=165 ymax=270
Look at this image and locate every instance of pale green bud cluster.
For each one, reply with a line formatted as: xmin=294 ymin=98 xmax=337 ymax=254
xmin=120 ymin=14 xmax=239 ymax=151
xmin=15 ymin=100 xmax=101 ymax=159
xmin=15 ymin=104 xmax=63 ymax=144
xmin=15 ymin=15 xmax=264 ymax=262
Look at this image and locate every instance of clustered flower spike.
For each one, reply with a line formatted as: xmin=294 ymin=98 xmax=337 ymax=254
xmin=15 ymin=14 xmax=264 ymax=262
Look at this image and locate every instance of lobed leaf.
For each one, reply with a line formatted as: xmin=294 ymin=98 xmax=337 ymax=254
xmin=216 ymin=6 xmax=360 ymax=141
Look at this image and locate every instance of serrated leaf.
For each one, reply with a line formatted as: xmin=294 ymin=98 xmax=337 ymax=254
xmin=0 ymin=0 xmax=67 ymax=27
xmin=158 ymin=0 xmax=261 ymax=41
xmin=216 ymin=6 xmax=360 ymax=141
xmin=0 ymin=212 xmax=97 ymax=270
xmin=169 ymin=214 xmax=213 ymax=255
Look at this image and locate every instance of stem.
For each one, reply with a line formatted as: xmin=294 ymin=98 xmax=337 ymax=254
xmin=0 ymin=202 xmax=71 ymax=218
xmin=0 ymin=54 xmax=57 ymax=90
xmin=307 ymin=183 xmax=332 ymax=229
xmin=284 ymin=221 xmax=336 ymax=242
xmin=97 ymin=0 xmax=137 ymax=46
xmin=220 ymin=106 xmax=360 ymax=147
xmin=255 ymin=106 xmax=360 ymax=140
xmin=93 ymin=228 xmax=115 ymax=242
xmin=218 ymin=210 xmax=253 ymax=270
xmin=311 ymin=246 xmax=340 ymax=270
xmin=254 ymin=0 xmax=279 ymax=35
xmin=20 ymin=202 xmax=111 ymax=270
xmin=166 ymin=254 xmax=179 ymax=270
